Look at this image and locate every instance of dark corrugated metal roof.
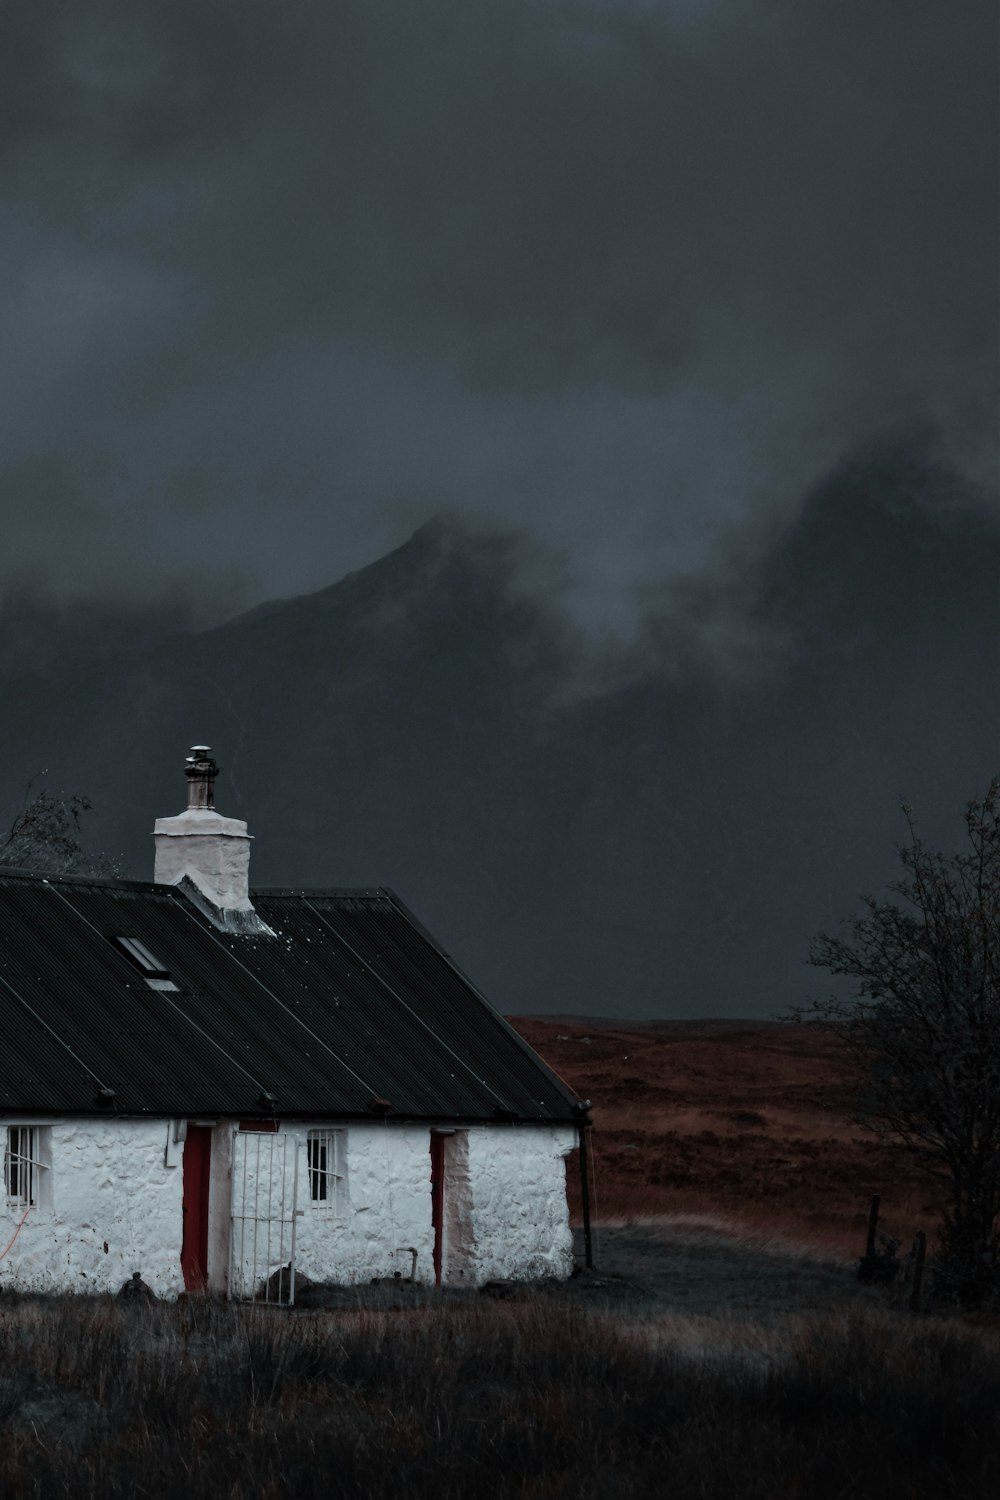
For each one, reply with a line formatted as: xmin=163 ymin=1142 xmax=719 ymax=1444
xmin=0 ymin=870 xmax=577 ymax=1122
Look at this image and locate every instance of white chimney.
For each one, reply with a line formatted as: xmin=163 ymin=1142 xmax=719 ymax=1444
xmin=153 ymin=746 xmax=272 ymax=934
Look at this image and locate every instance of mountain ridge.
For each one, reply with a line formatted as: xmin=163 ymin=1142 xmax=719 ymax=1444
xmin=1 ymin=441 xmax=997 ymax=1017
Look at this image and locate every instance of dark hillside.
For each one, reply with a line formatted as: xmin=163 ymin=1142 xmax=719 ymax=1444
xmin=1 ymin=440 xmax=997 ymax=1017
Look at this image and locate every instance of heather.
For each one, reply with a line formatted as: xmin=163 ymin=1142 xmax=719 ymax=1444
xmin=515 ymin=1017 xmax=942 ymax=1254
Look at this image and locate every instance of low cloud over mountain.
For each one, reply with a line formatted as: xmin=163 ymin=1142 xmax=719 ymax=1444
xmin=2 ymin=435 xmax=996 ymax=1018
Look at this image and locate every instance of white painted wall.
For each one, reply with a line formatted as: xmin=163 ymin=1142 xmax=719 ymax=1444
xmin=206 ymin=1122 xmax=234 ymax=1292
xmin=290 ymin=1123 xmax=437 ymax=1287
xmin=279 ymin=1121 xmax=575 ymax=1288
xmin=0 ymin=1119 xmax=186 ymax=1299
xmin=465 ymin=1125 xmax=576 ymax=1282
xmin=1 ymin=1116 xmax=576 ymax=1297
xmin=152 ymin=807 xmax=254 ymax=914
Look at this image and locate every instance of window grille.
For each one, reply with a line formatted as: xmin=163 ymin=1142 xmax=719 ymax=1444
xmin=306 ymin=1130 xmax=346 ymax=1211
xmin=4 ymin=1127 xmax=43 ymax=1207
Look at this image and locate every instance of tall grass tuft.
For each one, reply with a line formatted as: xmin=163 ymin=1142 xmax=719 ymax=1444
xmin=0 ymin=1295 xmax=996 ymax=1498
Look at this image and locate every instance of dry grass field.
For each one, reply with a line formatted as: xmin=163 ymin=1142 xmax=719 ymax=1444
xmin=1 ymin=1294 xmax=998 ymax=1498
xmin=511 ymin=1017 xmax=942 ymax=1260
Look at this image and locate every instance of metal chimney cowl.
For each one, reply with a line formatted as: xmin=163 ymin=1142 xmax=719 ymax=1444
xmin=153 ymin=746 xmax=273 ymax=936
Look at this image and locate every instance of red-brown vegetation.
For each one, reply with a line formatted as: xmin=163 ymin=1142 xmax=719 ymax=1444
xmin=510 ymin=1017 xmax=942 ymax=1257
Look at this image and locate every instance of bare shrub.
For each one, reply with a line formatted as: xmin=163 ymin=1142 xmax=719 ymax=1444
xmin=805 ymin=779 xmax=1000 ymax=1305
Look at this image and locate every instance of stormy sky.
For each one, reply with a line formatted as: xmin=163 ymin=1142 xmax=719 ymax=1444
xmin=1 ymin=0 xmax=996 ymax=630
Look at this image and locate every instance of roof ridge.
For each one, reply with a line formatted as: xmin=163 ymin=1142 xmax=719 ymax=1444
xmin=0 ymin=868 xmax=398 ymax=899
xmin=0 ymin=865 xmax=160 ymax=892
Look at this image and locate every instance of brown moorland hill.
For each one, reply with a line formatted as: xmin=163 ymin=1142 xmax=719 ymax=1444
xmin=509 ymin=1017 xmax=942 ymax=1258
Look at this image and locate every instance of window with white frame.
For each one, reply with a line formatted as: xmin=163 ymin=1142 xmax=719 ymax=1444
xmin=4 ymin=1126 xmax=46 ymax=1207
xmin=306 ymin=1129 xmax=346 ymax=1212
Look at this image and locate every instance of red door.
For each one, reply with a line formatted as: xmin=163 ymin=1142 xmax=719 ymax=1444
xmin=181 ymin=1125 xmax=212 ymax=1291
xmin=430 ymin=1134 xmax=445 ymax=1286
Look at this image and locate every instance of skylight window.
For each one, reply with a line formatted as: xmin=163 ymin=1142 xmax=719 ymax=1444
xmin=110 ymin=936 xmax=176 ymax=988
xmin=112 ymin=936 xmax=170 ymax=977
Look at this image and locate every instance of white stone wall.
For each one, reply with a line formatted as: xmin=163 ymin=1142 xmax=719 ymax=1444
xmin=242 ymin=1121 xmax=576 ymax=1289
xmin=289 ymin=1123 xmax=438 ymax=1287
xmin=465 ymin=1125 xmax=576 ymax=1282
xmin=1 ymin=1116 xmax=576 ymax=1297
xmin=206 ymin=1122 xmax=234 ymax=1292
xmin=0 ymin=1119 xmax=186 ymax=1299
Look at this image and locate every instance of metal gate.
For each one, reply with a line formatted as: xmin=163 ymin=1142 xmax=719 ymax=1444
xmin=229 ymin=1131 xmax=300 ymax=1305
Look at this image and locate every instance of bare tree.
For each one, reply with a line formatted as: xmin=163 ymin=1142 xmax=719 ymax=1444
xmin=805 ymin=778 xmax=1000 ymax=1305
xmin=0 ymin=784 xmax=120 ymax=878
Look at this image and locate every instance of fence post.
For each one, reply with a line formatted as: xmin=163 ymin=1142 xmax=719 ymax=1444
xmin=573 ymin=1101 xmax=594 ymax=1271
xmin=910 ymin=1230 xmax=926 ymax=1313
xmin=865 ymin=1193 xmax=881 ymax=1259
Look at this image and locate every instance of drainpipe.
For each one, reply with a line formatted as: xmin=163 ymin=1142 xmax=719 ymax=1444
xmin=572 ymin=1101 xmax=594 ymax=1271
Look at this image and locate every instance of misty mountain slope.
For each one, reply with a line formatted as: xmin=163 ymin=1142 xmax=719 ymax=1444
xmin=754 ymin=441 xmax=1000 ymax=813
xmin=0 ymin=522 xmax=585 ymax=984
xmin=0 ymin=446 xmax=997 ymax=1017
xmin=0 ymin=592 xmax=178 ymax=774
xmin=517 ymin=439 xmax=1000 ymax=1013
xmin=173 ymin=520 xmax=578 ymax=884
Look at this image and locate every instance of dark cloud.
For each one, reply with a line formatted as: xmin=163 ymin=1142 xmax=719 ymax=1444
xmin=0 ymin=1 xmax=995 ymax=619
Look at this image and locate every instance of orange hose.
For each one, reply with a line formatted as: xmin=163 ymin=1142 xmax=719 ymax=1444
xmin=0 ymin=1204 xmax=31 ymax=1263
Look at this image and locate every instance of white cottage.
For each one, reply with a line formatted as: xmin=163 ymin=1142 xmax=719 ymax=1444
xmin=0 ymin=749 xmax=588 ymax=1301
